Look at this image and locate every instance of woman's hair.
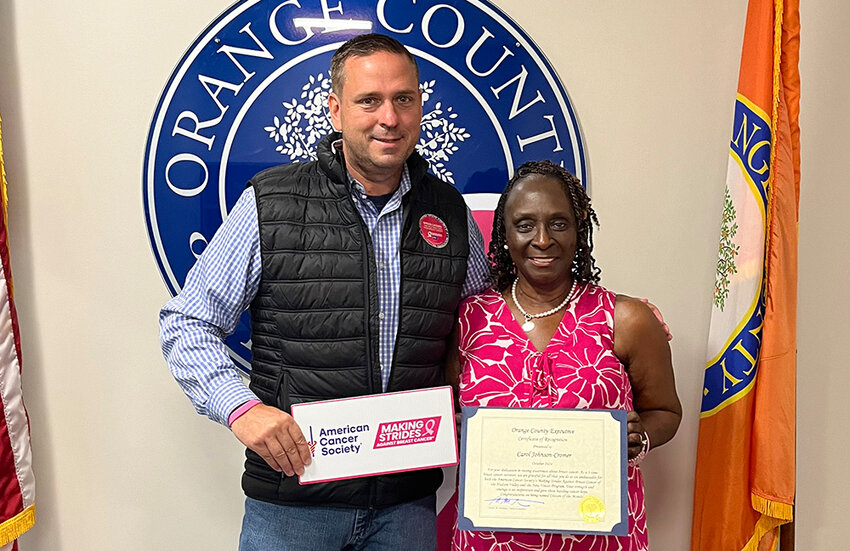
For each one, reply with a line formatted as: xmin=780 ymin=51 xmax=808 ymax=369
xmin=488 ymin=160 xmax=601 ymax=291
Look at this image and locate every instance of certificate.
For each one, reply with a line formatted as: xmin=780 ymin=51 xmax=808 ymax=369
xmin=290 ymin=386 xmax=458 ymax=484
xmin=458 ymin=407 xmax=628 ymax=536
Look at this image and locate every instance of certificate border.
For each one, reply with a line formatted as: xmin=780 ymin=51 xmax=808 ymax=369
xmin=292 ymin=386 xmax=459 ymax=485
xmin=457 ymin=406 xmax=628 ymax=537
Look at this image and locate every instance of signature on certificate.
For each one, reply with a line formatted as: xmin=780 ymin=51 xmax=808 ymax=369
xmin=486 ymin=497 xmax=545 ymax=508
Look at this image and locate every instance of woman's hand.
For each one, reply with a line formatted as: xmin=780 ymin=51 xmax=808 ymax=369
xmin=626 ymin=410 xmax=648 ymax=460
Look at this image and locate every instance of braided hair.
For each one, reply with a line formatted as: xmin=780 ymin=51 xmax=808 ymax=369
xmin=488 ymin=160 xmax=601 ymax=291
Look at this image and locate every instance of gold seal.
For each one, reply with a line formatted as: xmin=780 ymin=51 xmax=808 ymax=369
xmin=579 ymin=496 xmax=605 ymax=523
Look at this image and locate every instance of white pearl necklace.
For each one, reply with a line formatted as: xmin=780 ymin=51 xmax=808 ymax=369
xmin=511 ymin=278 xmax=577 ymax=332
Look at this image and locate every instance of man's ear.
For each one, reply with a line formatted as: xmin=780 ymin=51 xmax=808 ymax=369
xmin=328 ymin=92 xmax=341 ymax=131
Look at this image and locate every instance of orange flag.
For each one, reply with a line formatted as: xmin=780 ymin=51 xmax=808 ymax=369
xmin=691 ymin=1 xmax=799 ymax=550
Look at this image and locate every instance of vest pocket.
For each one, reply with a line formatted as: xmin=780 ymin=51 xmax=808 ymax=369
xmin=274 ymin=370 xmax=290 ymax=412
xmin=243 ymin=371 xmax=291 ymax=487
xmin=244 ymin=448 xmax=281 ymax=483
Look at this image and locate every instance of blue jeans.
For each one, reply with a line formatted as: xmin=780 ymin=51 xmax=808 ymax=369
xmin=239 ymin=494 xmax=436 ymax=551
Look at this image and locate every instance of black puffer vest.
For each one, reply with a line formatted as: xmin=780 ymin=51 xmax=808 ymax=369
xmin=243 ymin=133 xmax=469 ymax=508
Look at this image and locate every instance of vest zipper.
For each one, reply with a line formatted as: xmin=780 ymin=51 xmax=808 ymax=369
xmin=358 ymin=214 xmax=377 ymax=397
xmin=384 ymin=197 xmax=411 ymax=393
xmin=357 ymin=205 xmax=379 ymax=510
xmin=274 ymin=370 xmax=290 ymax=412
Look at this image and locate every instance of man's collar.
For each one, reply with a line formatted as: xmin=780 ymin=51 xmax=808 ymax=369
xmin=333 ymin=139 xmax=411 ymax=197
xmin=347 ymin=165 xmax=411 ymax=198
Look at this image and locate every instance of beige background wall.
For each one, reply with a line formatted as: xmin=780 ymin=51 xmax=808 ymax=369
xmin=0 ymin=1 xmax=845 ymax=549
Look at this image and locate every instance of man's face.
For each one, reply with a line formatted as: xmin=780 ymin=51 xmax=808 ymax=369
xmin=328 ymin=51 xmax=422 ymax=186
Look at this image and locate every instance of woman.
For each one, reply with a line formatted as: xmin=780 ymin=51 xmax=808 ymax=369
xmin=449 ymin=161 xmax=682 ymax=550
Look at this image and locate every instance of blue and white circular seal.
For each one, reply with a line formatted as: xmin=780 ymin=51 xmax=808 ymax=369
xmin=144 ymin=0 xmax=587 ymax=372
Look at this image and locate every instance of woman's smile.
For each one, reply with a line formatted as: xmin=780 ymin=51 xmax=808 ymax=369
xmin=528 ymin=256 xmax=558 ymax=267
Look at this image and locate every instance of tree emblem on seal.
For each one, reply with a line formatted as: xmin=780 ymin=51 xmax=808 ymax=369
xmin=713 ymin=186 xmax=740 ymax=311
xmin=263 ymin=74 xmax=470 ymax=185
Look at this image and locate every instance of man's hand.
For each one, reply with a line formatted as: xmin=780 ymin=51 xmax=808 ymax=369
xmin=231 ymin=403 xmax=312 ymax=476
xmin=639 ymin=298 xmax=672 ymax=341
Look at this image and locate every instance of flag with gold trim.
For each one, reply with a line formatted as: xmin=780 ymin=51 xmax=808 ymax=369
xmin=0 ymin=114 xmax=36 ymax=547
xmin=690 ymin=0 xmax=799 ymax=550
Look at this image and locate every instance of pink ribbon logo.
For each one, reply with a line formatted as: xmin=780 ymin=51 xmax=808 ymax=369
xmin=374 ymin=416 xmax=442 ymax=449
xmin=424 ymin=418 xmax=437 ymax=436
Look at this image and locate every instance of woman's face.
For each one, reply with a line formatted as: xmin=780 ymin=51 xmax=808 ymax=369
xmin=504 ymin=174 xmax=578 ymax=288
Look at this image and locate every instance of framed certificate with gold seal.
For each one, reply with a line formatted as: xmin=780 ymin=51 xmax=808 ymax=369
xmin=457 ymin=407 xmax=628 ymax=536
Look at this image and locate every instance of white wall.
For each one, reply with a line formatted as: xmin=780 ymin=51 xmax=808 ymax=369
xmin=0 ymin=1 xmax=845 ymax=549
xmin=794 ymin=2 xmax=850 ymax=548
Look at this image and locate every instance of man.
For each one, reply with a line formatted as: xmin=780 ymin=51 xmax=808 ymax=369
xmin=160 ymin=33 xmax=489 ymax=550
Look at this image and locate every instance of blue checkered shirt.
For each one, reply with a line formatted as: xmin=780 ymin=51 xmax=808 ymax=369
xmin=159 ymin=165 xmax=489 ymax=427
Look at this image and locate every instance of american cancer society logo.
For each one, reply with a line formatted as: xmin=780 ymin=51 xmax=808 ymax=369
xmin=143 ymin=0 xmax=587 ymax=372
xmin=308 ymin=423 xmax=370 ymax=457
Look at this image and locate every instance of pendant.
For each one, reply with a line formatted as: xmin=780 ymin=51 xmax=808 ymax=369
xmin=521 ymin=319 xmax=535 ymax=332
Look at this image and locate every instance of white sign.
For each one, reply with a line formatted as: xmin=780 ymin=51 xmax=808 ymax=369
xmin=458 ymin=407 xmax=628 ymax=536
xmin=291 ymin=386 xmax=458 ymax=484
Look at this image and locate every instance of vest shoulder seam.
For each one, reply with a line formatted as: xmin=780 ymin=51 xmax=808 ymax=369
xmin=255 ymin=277 xmax=362 ymax=284
xmin=262 ymin=220 xmax=360 ymax=228
xmin=250 ymin=306 xmax=363 ymax=314
xmin=259 ymin=249 xmax=361 ymax=255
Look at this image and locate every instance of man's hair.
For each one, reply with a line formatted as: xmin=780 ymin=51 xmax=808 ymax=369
xmin=330 ymin=33 xmax=419 ymax=94
xmin=488 ymin=160 xmax=601 ymax=291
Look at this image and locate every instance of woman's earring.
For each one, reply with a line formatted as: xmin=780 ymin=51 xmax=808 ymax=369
xmin=503 ymin=244 xmax=509 ymax=250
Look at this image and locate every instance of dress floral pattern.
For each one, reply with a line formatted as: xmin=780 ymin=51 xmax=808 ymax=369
xmin=452 ymin=284 xmax=649 ymax=551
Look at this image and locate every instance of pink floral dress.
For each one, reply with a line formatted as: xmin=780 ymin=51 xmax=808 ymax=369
xmin=452 ymin=285 xmax=649 ymax=551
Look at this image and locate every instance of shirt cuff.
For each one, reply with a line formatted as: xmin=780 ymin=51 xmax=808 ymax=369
xmin=228 ymin=399 xmax=262 ymax=427
xmin=206 ymin=378 xmax=259 ymax=427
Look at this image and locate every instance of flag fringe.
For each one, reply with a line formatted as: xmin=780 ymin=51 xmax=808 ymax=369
xmin=752 ymin=493 xmax=793 ymax=520
xmin=0 ymin=504 xmax=35 ymax=546
xmin=740 ymin=514 xmax=783 ymax=551
xmin=763 ymin=0 xmax=784 ymax=269
xmin=0 ymin=114 xmax=12 ymax=298
xmin=739 ymin=494 xmax=793 ymax=551
xmin=0 ymin=114 xmax=8 ymax=234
